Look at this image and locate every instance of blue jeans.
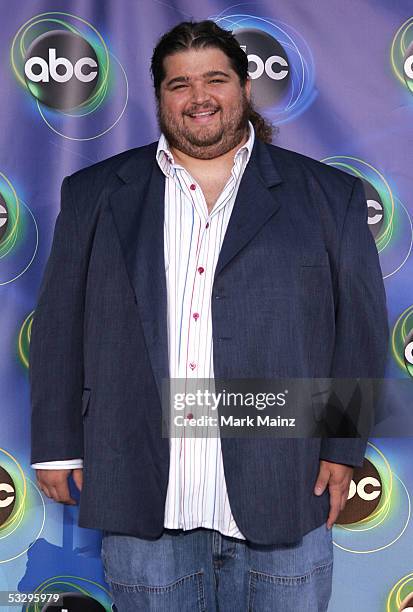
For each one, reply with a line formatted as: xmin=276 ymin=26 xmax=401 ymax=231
xmin=101 ymin=522 xmax=333 ymax=611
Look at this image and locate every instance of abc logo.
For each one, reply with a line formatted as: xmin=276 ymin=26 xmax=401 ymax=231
xmin=234 ymin=28 xmax=290 ymax=108
xmin=362 ymin=178 xmax=385 ymax=240
xmin=337 ymin=458 xmax=382 ymax=525
xmin=24 ymin=30 xmax=99 ymax=110
xmin=0 ymin=192 xmax=8 ymax=242
xmin=404 ymin=329 xmax=413 ymax=377
xmin=43 ymin=592 xmax=106 ymax=611
xmin=403 ymin=41 xmax=413 ymax=84
xmin=0 ymin=466 xmax=16 ymax=527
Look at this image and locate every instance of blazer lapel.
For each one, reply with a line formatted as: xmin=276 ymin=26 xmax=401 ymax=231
xmin=214 ymin=137 xmax=283 ymax=280
xmin=109 ymin=146 xmax=169 ymax=403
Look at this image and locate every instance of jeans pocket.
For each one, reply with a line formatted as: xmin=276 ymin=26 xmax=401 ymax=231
xmin=106 ymin=570 xmax=206 ymax=612
xmin=247 ymin=523 xmax=334 ymax=612
xmin=248 ymin=561 xmax=333 ymax=612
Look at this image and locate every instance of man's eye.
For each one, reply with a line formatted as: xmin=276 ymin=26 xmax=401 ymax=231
xmin=210 ymin=79 xmax=224 ymax=83
xmin=172 ymin=84 xmax=187 ymax=90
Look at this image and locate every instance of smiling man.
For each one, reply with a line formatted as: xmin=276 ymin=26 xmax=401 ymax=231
xmin=30 ymin=20 xmax=388 ymax=612
xmin=159 ymin=48 xmax=250 ymax=159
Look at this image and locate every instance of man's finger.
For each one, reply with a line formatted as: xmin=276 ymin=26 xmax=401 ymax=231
xmin=36 ymin=474 xmax=52 ymax=499
xmin=47 ymin=485 xmax=60 ymax=503
xmin=50 ymin=481 xmax=77 ymax=505
xmin=327 ymin=486 xmax=342 ymax=529
xmin=39 ymin=484 xmax=52 ymax=499
xmin=314 ymin=467 xmax=330 ymax=495
xmin=340 ymin=490 xmax=349 ymax=512
xmin=72 ymin=468 xmax=83 ymax=492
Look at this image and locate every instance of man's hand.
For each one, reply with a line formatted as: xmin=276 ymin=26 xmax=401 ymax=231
xmin=36 ymin=468 xmax=83 ymax=505
xmin=314 ymin=460 xmax=354 ymax=529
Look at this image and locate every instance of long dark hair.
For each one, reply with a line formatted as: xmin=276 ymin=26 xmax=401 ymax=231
xmin=150 ymin=20 xmax=275 ymax=143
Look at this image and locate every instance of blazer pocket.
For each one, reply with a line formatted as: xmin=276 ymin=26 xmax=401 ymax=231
xmin=81 ymin=388 xmax=91 ymax=417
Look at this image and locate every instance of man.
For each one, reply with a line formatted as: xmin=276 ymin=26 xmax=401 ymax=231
xmin=30 ymin=20 xmax=389 ymax=611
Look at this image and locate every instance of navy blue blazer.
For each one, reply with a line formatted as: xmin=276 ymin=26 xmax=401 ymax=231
xmin=29 ymin=136 xmax=389 ymax=545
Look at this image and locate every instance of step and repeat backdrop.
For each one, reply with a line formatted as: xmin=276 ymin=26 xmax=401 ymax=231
xmin=0 ymin=1 xmax=412 ymax=610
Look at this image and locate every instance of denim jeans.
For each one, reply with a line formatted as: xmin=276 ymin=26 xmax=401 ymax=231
xmin=101 ymin=521 xmax=333 ymax=611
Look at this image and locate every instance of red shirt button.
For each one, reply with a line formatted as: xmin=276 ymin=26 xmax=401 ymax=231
xmin=187 ymin=413 xmax=194 ymax=419
xmin=190 ymin=184 xmax=196 ymax=190
xmin=198 ymin=266 xmax=204 ymax=274
xmin=205 ymin=222 xmax=209 ymax=228
xmin=193 ymin=312 xmax=199 ymax=320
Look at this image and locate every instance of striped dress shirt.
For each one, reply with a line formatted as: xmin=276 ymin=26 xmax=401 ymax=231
xmin=31 ymin=121 xmax=255 ymax=541
xmin=158 ymin=121 xmax=255 ymax=540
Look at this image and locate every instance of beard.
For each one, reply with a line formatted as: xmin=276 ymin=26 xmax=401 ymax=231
xmin=157 ymin=90 xmax=251 ymax=160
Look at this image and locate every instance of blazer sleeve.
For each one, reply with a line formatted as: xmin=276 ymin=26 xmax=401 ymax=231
xmin=319 ymin=177 xmax=390 ymax=467
xmin=29 ymin=176 xmax=87 ymax=464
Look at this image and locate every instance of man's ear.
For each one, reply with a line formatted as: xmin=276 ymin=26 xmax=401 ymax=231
xmin=245 ymin=77 xmax=252 ymax=100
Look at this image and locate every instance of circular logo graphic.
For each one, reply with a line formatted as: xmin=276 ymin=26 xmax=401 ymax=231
xmin=24 ymin=30 xmax=99 ymax=110
xmin=12 ymin=13 xmax=128 ymax=140
xmin=388 ymin=574 xmax=413 ymax=612
xmin=404 ymin=329 xmax=413 ymax=377
xmin=404 ymin=41 xmax=413 ymax=92
xmin=362 ymin=178 xmax=385 ymax=239
xmin=0 ymin=172 xmax=41 ymax=289
xmin=0 ymin=192 xmax=8 ymax=242
xmin=323 ymin=156 xmax=413 ymax=280
xmin=213 ymin=12 xmax=315 ymax=124
xmin=392 ymin=306 xmax=413 ymax=376
xmin=42 ymin=593 xmax=106 ymax=611
xmin=0 ymin=465 xmax=16 ymax=527
xmin=391 ymin=17 xmax=413 ymax=95
xmin=234 ymin=28 xmax=290 ymax=107
xmin=337 ymin=458 xmax=382 ymax=524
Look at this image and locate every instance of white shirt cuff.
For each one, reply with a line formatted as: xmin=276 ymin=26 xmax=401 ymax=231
xmin=31 ymin=459 xmax=83 ymax=469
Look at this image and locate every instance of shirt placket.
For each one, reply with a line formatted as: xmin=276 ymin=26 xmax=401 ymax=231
xmin=161 ymin=140 xmax=252 ymax=539
xmin=178 ymin=170 xmax=210 ymax=381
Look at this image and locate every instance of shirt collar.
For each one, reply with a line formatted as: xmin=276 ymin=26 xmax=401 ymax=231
xmin=156 ymin=120 xmax=255 ymax=178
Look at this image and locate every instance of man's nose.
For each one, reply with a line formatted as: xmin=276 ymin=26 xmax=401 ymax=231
xmin=190 ymin=82 xmax=210 ymax=105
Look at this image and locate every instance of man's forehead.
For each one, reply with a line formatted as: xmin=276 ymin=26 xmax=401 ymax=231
xmin=163 ymin=48 xmax=234 ymax=77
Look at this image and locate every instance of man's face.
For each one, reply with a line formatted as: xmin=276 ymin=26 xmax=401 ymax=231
xmin=157 ymin=47 xmax=252 ymax=160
